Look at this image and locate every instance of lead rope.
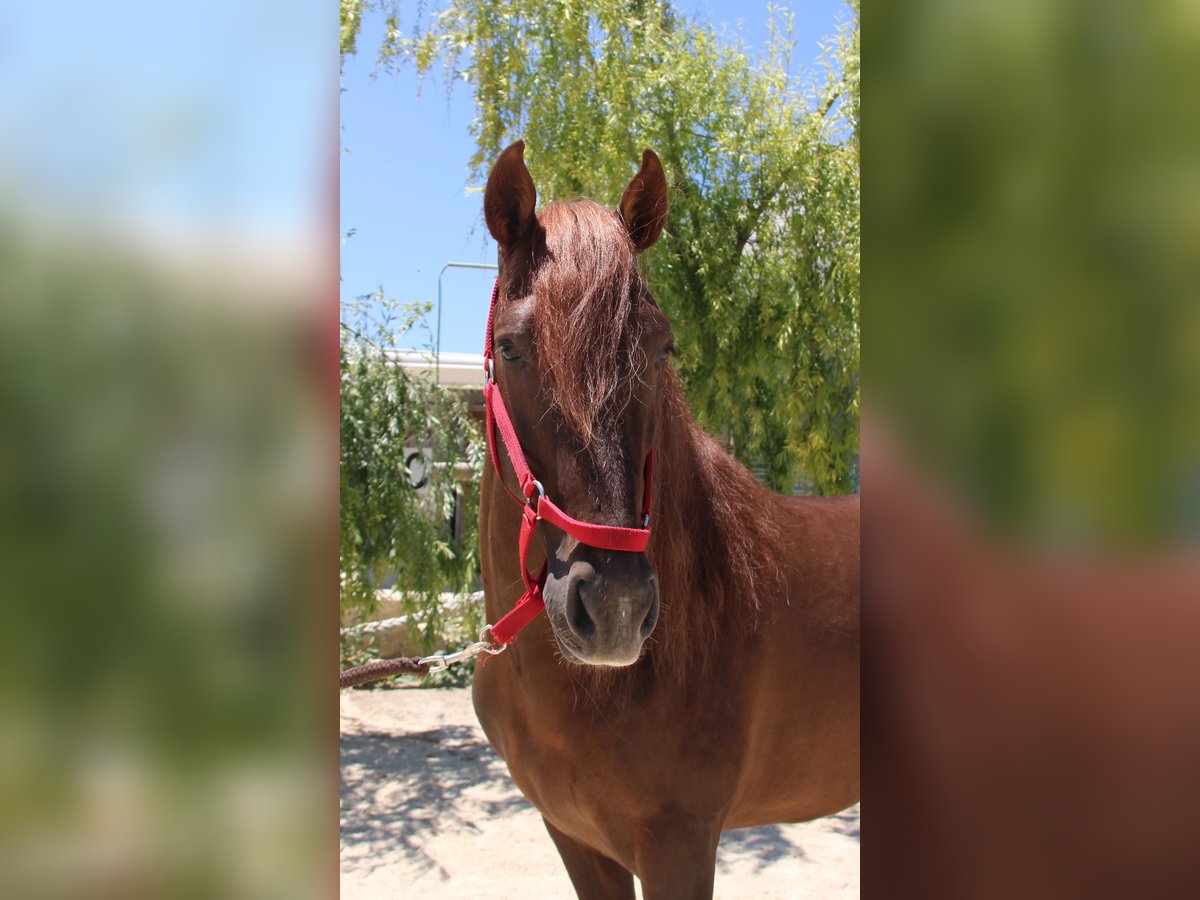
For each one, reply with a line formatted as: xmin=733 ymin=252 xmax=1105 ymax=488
xmin=339 ymin=626 xmax=506 ymax=688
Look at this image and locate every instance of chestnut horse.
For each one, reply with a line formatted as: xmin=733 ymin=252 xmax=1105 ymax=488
xmin=473 ymin=141 xmax=859 ymax=899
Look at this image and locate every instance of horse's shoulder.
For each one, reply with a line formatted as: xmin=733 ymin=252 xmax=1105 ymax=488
xmin=768 ymin=492 xmax=860 ymax=614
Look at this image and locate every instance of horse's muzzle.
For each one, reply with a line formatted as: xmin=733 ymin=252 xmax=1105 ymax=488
xmin=547 ymin=552 xmax=659 ymax=666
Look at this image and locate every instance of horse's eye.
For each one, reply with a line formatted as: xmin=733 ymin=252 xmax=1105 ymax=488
xmin=499 ymin=344 xmax=522 ymax=363
xmin=657 ymin=344 xmax=675 ymax=365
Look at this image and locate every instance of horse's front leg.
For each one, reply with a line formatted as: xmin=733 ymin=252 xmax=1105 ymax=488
xmin=543 ymin=817 xmax=636 ymax=900
xmin=633 ymin=812 xmax=721 ymax=900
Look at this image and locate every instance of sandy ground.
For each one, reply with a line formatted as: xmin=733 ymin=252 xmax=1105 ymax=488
xmin=340 ymin=687 xmax=859 ymax=898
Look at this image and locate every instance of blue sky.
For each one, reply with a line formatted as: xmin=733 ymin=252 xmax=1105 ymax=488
xmin=339 ymin=0 xmax=851 ymax=354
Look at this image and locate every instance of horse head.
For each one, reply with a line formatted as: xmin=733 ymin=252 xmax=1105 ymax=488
xmin=483 ymin=141 xmax=674 ymax=667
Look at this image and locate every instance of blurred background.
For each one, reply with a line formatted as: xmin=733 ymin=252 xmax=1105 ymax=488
xmin=0 ymin=1 xmax=333 ymax=897
xmin=867 ymin=0 xmax=1200 ymax=895
xmin=870 ymin=0 xmax=1199 ymax=548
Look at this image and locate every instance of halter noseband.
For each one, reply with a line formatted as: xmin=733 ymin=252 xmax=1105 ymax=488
xmin=482 ymin=278 xmax=653 ymax=646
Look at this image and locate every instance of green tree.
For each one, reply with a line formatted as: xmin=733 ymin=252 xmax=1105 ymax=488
xmin=341 ymin=0 xmax=858 ymax=492
xmin=339 ymin=293 xmax=484 ymax=648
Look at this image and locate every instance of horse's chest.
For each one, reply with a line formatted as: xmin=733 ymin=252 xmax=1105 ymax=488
xmin=480 ymin=678 xmax=748 ymax=829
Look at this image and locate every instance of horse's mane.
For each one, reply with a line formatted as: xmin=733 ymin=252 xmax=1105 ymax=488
xmin=647 ymin=370 xmax=785 ymax=685
xmin=531 ymin=199 xmax=785 ymax=693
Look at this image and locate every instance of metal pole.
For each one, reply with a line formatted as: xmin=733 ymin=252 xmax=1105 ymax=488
xmin=436 ymin=262 xmax=498 ymax=385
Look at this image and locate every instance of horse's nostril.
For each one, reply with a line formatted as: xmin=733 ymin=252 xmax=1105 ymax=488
xmin=568 ymin=577 xmax=596 ymax=641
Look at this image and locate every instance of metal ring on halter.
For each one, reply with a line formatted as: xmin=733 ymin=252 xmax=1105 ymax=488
xmin=486 ymin=358 xmax=495 ymax=382
xmin=643 ymin=513 xmax=651 ymax=528
xmin=524 ymin=479 xmax=545 ymax=505
xmin=479 ymin=624 xmax=507 ymax=655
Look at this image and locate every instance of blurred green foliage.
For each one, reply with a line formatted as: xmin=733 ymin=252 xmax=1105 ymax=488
xmin=869 ymin=0 xmax=1200 ymax=546
xmin=0 ymin=216 xmax=327 ymax=898
xmin=341 ymin=0 xmax=861 ymax=493
xmin=339 ymin=293 xmax=485 ymax=650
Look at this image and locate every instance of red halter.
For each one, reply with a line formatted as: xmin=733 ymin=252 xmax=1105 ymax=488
xmin=483 ymin=278 xmax=653 ymax=645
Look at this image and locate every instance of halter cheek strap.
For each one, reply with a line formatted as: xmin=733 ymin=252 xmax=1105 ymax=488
xmin=483 ymin=278 xmax=653 ymax=646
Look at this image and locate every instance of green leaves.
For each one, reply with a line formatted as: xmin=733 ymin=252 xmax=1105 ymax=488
xmin=339 ymin=0 xmax=367 ymax=57
xmin=339 ymin=292 xmax=483 ymax=641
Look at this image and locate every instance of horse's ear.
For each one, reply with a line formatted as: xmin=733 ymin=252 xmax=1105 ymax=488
xmin=618 ymin=149 xmax=669 ymax=252
xmin=485 ymin=140 xmax=537 ymax=249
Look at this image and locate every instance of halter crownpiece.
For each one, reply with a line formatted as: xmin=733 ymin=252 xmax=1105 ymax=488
xmin=482 ymin=278 xmax=654 ymax=645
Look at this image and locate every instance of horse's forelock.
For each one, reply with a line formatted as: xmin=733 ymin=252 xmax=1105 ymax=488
xmin=531 ymin=200 xmax=647 ymax=449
